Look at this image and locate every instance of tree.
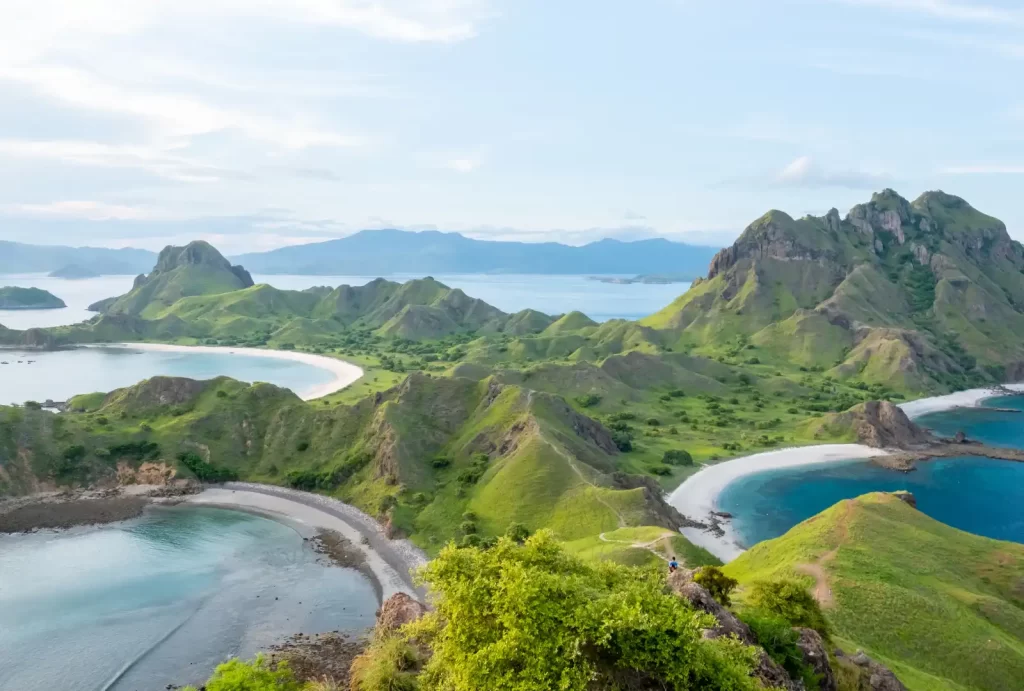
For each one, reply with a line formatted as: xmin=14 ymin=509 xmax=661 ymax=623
xmin=662 ymin=449 xmax=694 ymax=466
xmin=693 ymin=566 xmax=738 ymax=606
xmin=748 ymin=579 xmax=829 ymax=637
xmin=408 ymin=531 xmax=759 ymax=690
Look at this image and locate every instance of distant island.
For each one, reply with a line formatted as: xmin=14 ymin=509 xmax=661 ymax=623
xmin=588 ymin=273 xmax=694 ymax=285
xmin=48 ymin=264 xmax=101 ymax=280
xmin=0 ymin=287 xmax=66 ymax=310
xmin=231 ymin=229 xmax=722 ymax=276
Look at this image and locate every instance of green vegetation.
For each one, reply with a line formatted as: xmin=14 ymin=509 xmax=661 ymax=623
xmin=401 ymin=531 xmax=760 ymax=690
xmin=726 ymin=493 xmax=1024 ymax=691
xmin=692 ymin=565 xmax=738 ymax=606
xmin=0 ymin=286 xmax=66 ymax=310
xmin=183 ymin=655 xmax=302 ymax=691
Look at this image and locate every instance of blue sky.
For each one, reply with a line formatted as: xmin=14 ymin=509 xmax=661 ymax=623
xmin=1 ymin=0 xmax=1022 ymax=253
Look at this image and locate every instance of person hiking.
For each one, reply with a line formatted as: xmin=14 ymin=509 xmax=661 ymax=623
xmin=668 ymin=557 xmax=679 ymax=573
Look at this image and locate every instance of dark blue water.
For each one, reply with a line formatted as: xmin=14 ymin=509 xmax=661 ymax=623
xmin=718 ymin=395 xmax=1024 ymax=549
xmin=0 ymin=506 xmax=377 ymax=691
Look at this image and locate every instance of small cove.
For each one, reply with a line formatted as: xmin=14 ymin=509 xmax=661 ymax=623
xmin=0 ymin=506 xmax=378 ymax=691
xmin=716 ymin=395 xmax=1024 ymax=551
xmin=0 ymin=345 xmax=340 ymax=405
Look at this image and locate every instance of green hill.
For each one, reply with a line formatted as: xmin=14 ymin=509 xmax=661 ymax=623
xmin=642 ymin=190 xmax=1024 ymax=394
xmin=725 ymin=493 xmax=1024 ymax=691
xmin=0 ymin=287 xmax=65 ymax=310
xmin=94 ymin=241 xmax=255 ymax=317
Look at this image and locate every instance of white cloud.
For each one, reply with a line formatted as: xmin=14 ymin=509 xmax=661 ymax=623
xmin=3 ymin=200 xmax=159 ymax=221
xmin=940 ymin=164 xmax=1024 ymax=174
xmin=837 ymin=0 xmax=1021 ymax=23
xmin=0 ymin=139 xmax=237 ymax=183
xmin=775 ymin=156 xmax=891 ymax=189
xmin=443 ymin=157 xmax=482 ymax=173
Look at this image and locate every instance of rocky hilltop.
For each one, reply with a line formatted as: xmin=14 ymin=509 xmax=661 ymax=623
xmin=645 ymin=189 xmax=1024 ymax=393
xmin=89 ymin=240 xmax=255 ymax=317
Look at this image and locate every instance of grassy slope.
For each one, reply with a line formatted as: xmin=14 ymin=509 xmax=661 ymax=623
xmin=725 ymin=493 xmax=1024 ymax=691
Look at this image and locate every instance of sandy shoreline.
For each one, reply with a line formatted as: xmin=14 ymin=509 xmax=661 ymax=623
xmin=188 ymin=483 xmax=427 ymax=602
xmin=667 ymin=444 xmax=888 ymax=562
xmin=668 ymin=382 xmax=1024 ymax=562
xmin=898 ymin=383 xmax=1024 ymax=418
xmin=97 ymin=343 xmax=364 ymax=400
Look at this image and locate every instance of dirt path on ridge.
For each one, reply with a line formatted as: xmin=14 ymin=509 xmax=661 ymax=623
xmin=796 ymin=501 xmax=852 ymax=608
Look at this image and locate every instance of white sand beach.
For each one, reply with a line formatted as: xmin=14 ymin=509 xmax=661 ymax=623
xmin=898 ymin=383 xmax=1024 ymax=419
xmin=188 ymin=484 xmax=428 ymax=601
xmin=667 ymin=444 xmax=889 ymax=562
xmin=100 ymin=343 xmax=363 ymax=400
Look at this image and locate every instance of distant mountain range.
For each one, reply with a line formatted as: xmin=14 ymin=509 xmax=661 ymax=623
xmin=0 ymin=241 xmax=156 ymax=275
xmin=0 ymin=231 xmax=721 ymax=278
xmin=231 ymin=230 xmax=721 ymax=276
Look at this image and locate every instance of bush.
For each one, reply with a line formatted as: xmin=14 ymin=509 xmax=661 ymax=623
xmin=408 ymin=531 xmax=760 ymax=690
xmin=610 ymin=430 xmax=633 ymax=452
xmin=505 ymin=522 xmax=531 ymax=543
xmin=692 ymin=566 xmax=738 ymax=606
xmin=648 ymin=463 xmax=673 ymax=476
xmin=460 ymin=521 xmax=478 ymax=535
xmin=178 ymin=451 xmax=238 ymax=483
xmin=431 ymin=455 xmax=452 ymax=469
xmin=349 ymin=636 xmax=421 ymax=691
xmin=645 ymin=418 xmax=661 ymax=426
xmin=24 ymin=400 xmax=42 ymax=410
xmin=740 ymin=610 xmax=818 ymax=688
xmin=748 ymin=579 xmax=829 ymax=636
xmin=662 ymin=449 xmax=693 ymax=466
xmin=573 ymin=393 xmax=602 ymax=408
xmin=296 ymin=441 xmax=310 ymax=452
xmin=183 ymin=654 xmax=302 ymax=691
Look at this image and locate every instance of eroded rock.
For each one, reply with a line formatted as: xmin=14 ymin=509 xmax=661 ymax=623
xmin=796 ymin=627 xmax=836 ymax=691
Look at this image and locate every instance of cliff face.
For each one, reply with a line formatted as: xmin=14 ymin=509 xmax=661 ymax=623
xmin=832 ymin=400 xmax=931 ymax=448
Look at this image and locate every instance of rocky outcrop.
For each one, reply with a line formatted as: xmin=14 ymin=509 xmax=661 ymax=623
xmin=835 ymin=649 xmax=907 ymax=691
xmin=890 ymin=491 xmax=917 ymax=508
xmin=667 ymin=572 xmax=801 ymax=690
xmin=796 ymin=628 xmax=836 ymax=691
xmin=376 ymin=592 xmax=428 ymax=635
xmin=831 ymin=400 xmax=931 ymax=448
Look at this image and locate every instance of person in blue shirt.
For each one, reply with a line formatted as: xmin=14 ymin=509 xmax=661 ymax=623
xmin=668 ymin=556 xmax=679 ymax=573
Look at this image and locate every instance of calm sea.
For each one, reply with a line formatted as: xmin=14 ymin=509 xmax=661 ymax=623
xmin=0 ymin=506 xmax=377 ymax=691
xmin=0 ymin=346 xmax=337 ymax=405
xmin=0 ymin=273 xmax=690 ymax=330
xmin=717 ymin=395 xmax=1024 ymax=548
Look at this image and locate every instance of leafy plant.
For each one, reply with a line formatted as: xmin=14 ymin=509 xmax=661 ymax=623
xmin=692 ymin=566 xmax=738 ymax=606
xmin=747 ymin=579 xmax=829 ymax=637
xmin=183 ymin=654 xmax=302 ymax=691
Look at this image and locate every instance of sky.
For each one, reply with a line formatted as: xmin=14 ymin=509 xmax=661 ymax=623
xmin=1 ymin=0 xmax=1023 ymax=254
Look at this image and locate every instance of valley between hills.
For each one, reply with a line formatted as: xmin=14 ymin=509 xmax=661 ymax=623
xmin=3 ymin=189 xmax=1024 ymax=691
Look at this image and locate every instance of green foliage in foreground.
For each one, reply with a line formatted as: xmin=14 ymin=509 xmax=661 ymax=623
xmin=183 ymin=655 xmax=302 ymax=691
xmin=726 ymin=493 xmax=1024 ymax=691
xmin=739 ymin=610 xmax=819 ymax=689
xmin=747 ymin=579 xmax=829 ymax=638
xmin=403 ymin=530 xmax=760 ymax=691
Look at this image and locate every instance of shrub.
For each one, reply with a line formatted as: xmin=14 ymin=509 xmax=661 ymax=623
xmin=692 ymin=566 xmax=738 ymax=606
xmin=573 ymin=393 xmax=602 ymax=408
xmin=505 ymin=522 xmax=531 ymax=543
xmin=648 ymin=463 xmax=673 ymax=476
xmin=24 ymin=400 xmax=42 ymax=410
xmin=610 ymin=430 xmax=633 ymax=452
xmin=296 ymin=441 xmax=310 ymax=452
xmin=349 ymin=636 xmax=421 ymax=691
xmin=431 ymin=455 xmax=451 ymax=469
xmin=460 ymin=521 xmax=478 ymax=535
xmin=215 ymin=389 xmax=228 ymax=398
xmin=408 ymin=531 xmax=759 ymax=690
xmin=178 ymin=451 xmax=238 ymax=483
xmin=645 ymin=418 xmax=661 ymax=426
xmin=662 ymin=449 xmax=693 ymax=466
xmin=739 ymin=610 xmax=818 ymax=688
xmin=183 ymin=654 xmax=302 ymax=691
xmin=748 ymin=579 xmax=829 ymax=636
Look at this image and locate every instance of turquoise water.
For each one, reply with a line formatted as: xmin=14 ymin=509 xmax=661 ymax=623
xmin=0 ymin=506 xmax=377 ymax=691
xmin=718 ymin=395 xmax=1024 ymax=549
xmin=0 ymin=346 xmax=337 ymax=405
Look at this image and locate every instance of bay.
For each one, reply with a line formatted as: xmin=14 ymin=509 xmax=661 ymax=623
xmin=717 ymin=394 xmax=1024 ymax=549
xmin=0 ymin=346 xmax=337 ymax=405
xmin=0 ymin=506 xmax=377 ymax=691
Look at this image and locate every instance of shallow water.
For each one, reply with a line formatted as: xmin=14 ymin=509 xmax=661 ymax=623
xmin=0 ymin=506 xmax=377 ymax=691
xmin=0 ymin=345 xmax=337 ymax=405
xmin=717 ymin=394 xmax=1024 ymax=549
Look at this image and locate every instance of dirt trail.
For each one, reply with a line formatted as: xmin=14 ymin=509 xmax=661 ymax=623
xmin=550 ymin=436 xmax=627 ymax=528
xmin=598 ymin=530 xmax=673 ymax=562
xmin=796 ymin=501 xmax=852 ymax=608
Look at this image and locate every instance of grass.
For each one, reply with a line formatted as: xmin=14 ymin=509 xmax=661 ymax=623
xmin=725 ymin=493 xmax=1024 ymax=691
